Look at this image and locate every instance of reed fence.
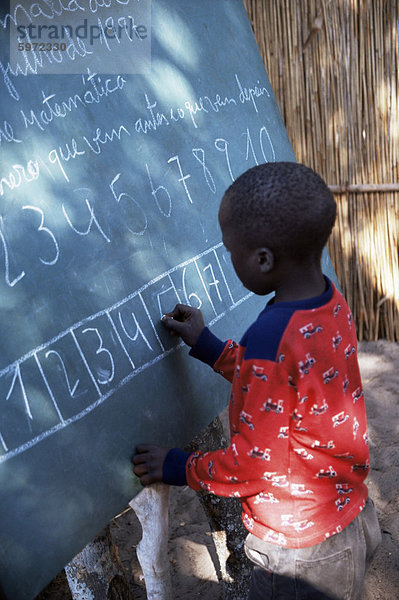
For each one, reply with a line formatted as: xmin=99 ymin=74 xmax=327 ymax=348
xmin=243 ymin=0 xmax=399 ymax=341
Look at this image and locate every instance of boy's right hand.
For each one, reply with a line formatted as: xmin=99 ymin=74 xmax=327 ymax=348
xmin=162 ymin=304 xmax=205 ymax=347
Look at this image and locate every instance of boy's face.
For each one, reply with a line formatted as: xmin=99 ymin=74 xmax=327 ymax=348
xmin=219 ymin=213 xmax=274 ymax=297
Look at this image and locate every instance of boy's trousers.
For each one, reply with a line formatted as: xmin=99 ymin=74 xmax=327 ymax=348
xmin=244 ymin=496 xmax=381 ymax=600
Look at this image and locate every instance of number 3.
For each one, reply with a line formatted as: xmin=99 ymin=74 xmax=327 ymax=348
xmin=22 ymin=205 xmax=59 ymax=265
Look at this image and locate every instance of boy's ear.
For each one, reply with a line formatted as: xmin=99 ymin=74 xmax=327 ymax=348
xmin=256 ymin=247 xmax=274 ymax=272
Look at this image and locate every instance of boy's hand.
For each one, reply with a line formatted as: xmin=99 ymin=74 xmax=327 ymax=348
xmin=162 ymin=304 xmax=205 ymax=347
xmin=132 ymin=444 xmax=170 ymax=486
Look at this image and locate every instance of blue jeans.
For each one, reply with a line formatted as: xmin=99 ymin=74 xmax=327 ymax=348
xmin=244 ymin=497 xmax=381 ymax=600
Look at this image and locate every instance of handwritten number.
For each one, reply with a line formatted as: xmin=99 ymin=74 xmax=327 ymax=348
xmin=118 ymin=311 xmax=153 ymax=351
xmin=167 ymin=156 xmax=193 ymax=204
xmin=62 ymin=189 xmax=110 ymax=243
xmin=203 ymin=264 xmax=222 ymax=302
xmin=145 ymin=164 xmax=172 ymax=217
xmin=109 ymin=173 xmax=147 ymax=235
xmin=192 ymin=148 xmax=216 ymax=193
xmin=259 ymin=126 xmax=276 ymax=163
xmin=182 ymin=267 xmax=202 ymax=309
xmin=6 ymin=364 xmax=32 ymax=420
xmin=22 ymin=205 xmax=59 ymax=266
xmin=0 ymin=216 xmax=25 ymax=287
xmin=45 ymin=350 xmax=79 ymax=397
xmin=215 ymin=138 xmax=234 ymax=182
xmin=82 ymin=327 xmax=115 ymax=385
xmin=243 ymin=128 xmax=259 ymax=166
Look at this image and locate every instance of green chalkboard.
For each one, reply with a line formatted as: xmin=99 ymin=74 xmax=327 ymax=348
xmin=0 ymin=1 xmax=338 ymax=598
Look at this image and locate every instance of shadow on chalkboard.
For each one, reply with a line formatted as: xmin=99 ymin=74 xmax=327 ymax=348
xmin=0 ymin=2 xmax=300 ymax=598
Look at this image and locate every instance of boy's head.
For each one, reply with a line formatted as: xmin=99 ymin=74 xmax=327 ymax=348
xmin=218 ymin=162 xmax=336 ymax=295
xmin=219 ymin=161 xmax=336 ymax=262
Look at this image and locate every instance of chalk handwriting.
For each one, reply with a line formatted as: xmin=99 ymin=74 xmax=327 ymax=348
xmin=0 ymin=56 xmax=279 ymax=463
xmin=215 ymin=138 xmax=235 ymax=182
xmin=0 ymin=74 xmax=270 ymax=201
xmin=0 ymin=123 xmax=276 ymax=295
xmin=182 ymin=266 xmax=202 ymax=309
xmin=134 ymin=90 xmax=237 ymax=135
xmin=145 ymin=163 xmax=172 ymax=218
xmin=6 ymin=362 xmax=32 ymax=420
xmin=0 ymin=159 xmax=40 ymax=196
xmin=244 ymin=127 xmax=259 ymax=166
xmin=260 ymin=126 xmax=276 ymax=162
xmin=45 ymin=349 xmax=80 ymax=398
xmin=48 ymin=123 xmax=130 ymax=181
xmin=22 ymin=205 xmax=60 ymax=266
xmin=118 ymin=310 xmax=154 ymax=356
xmin=62 ymin=194 xmax=111 ymax=243
xmin=235 ymin=74 xmax=270 ymax=113
xmin=192 ymin=148 xmax=216 ymax=193
xmin=109 ymin=172 xmax=147 ymax=235
xmin=0 ymin=120 xmax=22 ymax=145
xmin=167 ymin=155 xmax=193 ymax=204
xmin=20 ymin=71 xmax=126 ymax=132
xmin=0 ymin=124 xmax=276 ymax=290
xmin=82 ymin=327 xmax=115 ymax=385
xmin=0 ymin=215 xmax=25 ymax=287
xmin=0 ymin=242 xmax=253 ymax=463
xmin=1 ymin=1 xmax=85 ymax=28
xmin=1 ymin=28 xmax=91 ymax=100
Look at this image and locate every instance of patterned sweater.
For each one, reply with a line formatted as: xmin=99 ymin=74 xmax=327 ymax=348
xmin=164 ymin=279 xmax=370 ymax=548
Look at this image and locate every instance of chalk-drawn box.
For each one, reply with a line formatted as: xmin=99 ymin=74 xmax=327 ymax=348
xmin=35 ymin=332 xmax=97 ymax=422
xmin=0 ymin=355 xmax=63 ymax=455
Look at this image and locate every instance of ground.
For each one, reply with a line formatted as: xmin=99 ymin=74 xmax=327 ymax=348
xmin=37 ymin=340 xmax=399 ymax=599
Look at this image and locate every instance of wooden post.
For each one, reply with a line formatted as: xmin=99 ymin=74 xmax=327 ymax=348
xmin=129 ymin=483 xmax=172 ymax=600
xmin=65 ymin=525 xmax=132 ymax=600
xmin=186 ymin=416 xmax=252 ymax=600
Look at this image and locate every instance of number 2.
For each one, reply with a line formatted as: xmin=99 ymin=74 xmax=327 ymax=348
xmin=0 ymin=216 xmax=25 ymax=287
xmin=45 ymin=350 xmax=79 ymax=397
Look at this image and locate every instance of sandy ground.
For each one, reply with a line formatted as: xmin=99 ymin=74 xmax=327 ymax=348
xmin=38 ymin=340 xmax=399 ymax=599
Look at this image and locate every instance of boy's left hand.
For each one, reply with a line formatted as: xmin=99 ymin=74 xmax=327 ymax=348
xmin=132 ymin=444 xmax=170 ymax=486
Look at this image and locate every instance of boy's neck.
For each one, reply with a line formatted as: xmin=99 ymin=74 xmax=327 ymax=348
xmin=273 ymin=263 xmax=327 ymax=304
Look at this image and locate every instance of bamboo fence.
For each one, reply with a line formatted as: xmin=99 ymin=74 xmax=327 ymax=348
xmin=243 ymin=0 xmax=399 ymax=341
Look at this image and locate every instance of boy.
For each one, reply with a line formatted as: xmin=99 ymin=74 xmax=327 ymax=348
xmin=133 ymin=162 xmax=381 ymax=599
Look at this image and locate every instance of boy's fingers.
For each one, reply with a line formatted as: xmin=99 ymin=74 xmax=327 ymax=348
xmin=162 ymin=315 xmax=187 ymax=335
xmin=132 ymin=445 xmax=169 ymax=486
xmin=133 ymin=463 xmax=147 ymax=476
xmin=132 ymin=444 xmax=151 ymax=460
xmin=133 ymin=461 xmax=163 ymax=486
xmin=167 ymin=303 xmax=191 ymax=320
xmin=139 ymin=472 xmax=158 ymax=486
xmin=135 ymin=443 xmax=153 ymax=453
xmin=132 ymin=453 xmax=147 ymax=465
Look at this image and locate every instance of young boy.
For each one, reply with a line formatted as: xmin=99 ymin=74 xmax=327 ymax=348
xmin=133 ymin=162 xmax=381 ymax=599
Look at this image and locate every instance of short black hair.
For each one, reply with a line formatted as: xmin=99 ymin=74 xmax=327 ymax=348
xmin=219 ymin=162 xmax=336 ymax=262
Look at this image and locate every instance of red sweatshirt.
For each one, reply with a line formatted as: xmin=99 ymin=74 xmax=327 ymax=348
xmin=184 ymin=279 xmax=369 ymax=548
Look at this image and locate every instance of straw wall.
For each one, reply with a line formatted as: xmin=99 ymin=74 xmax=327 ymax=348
xmin=243 ymin=0 xmax=399 ymax=341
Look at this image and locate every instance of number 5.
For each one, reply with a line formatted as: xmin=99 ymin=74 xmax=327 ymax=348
xmin=0 ymin=215 xmax=25 ymax=287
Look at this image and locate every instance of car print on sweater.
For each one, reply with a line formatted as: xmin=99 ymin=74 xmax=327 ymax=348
xmin=183 ymin=279 xmax=369 ymax=548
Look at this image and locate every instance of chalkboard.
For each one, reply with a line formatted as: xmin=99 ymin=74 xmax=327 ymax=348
xmin=0 ymin=1 xmax=338 ymax=598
